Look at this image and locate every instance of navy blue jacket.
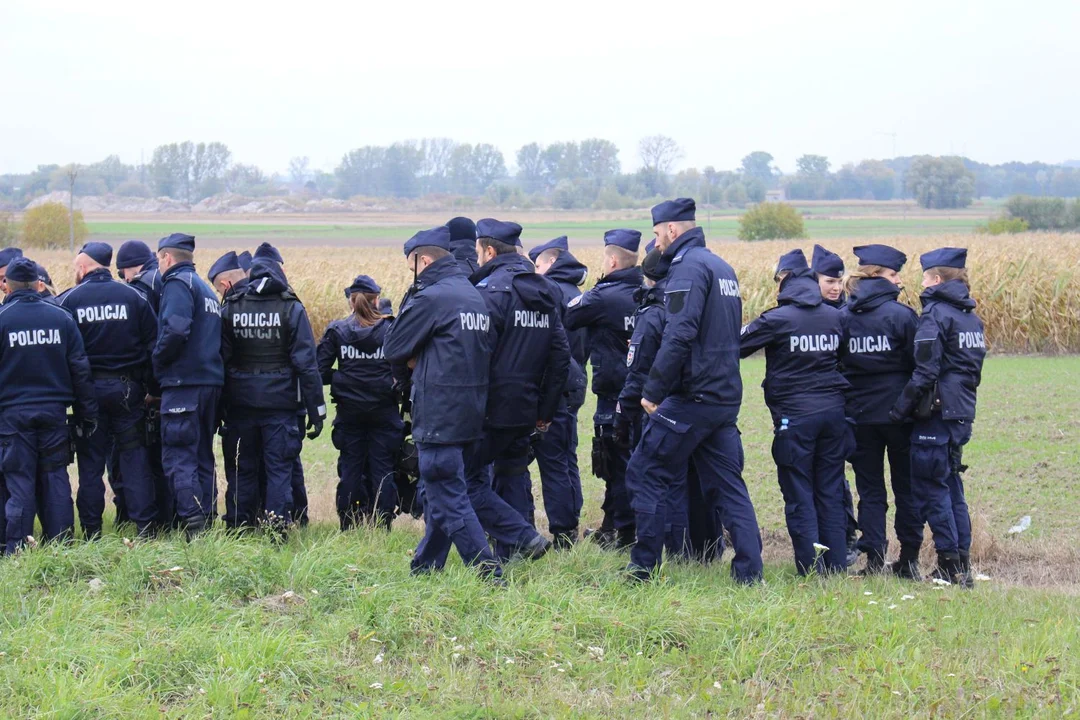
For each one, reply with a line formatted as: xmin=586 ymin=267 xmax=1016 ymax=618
xmin=838 ymin=277 xmax=917 ymax=425
xmin=153 ymin=261 xmax=224 ymax=388
xmin=541 ymin=252 xmax=589 ymax=408
xmin=221 ymin=260 xmax=325 ymax=420
xmin=471 ymin=253 xmax=571 ymax=427
xmin=564 ymin=265 xmax=641 ymax=400
xmin=0 ymin=289 xmax=98 ymax=418
xmin=383 ymin=255 xmax=491 ymax=445
xmin=644 ymin=228 xmax=743 ymax=418
xmin=619 ymin=283 xmax=667 ymax=417
xmin=57 ymin=268 xmax=158 ymax=377
xmin=740 ymin=271 xmax=848 ymax=419
xmin=317 ymin=315 xmax=398 ymax=416
xmin=892 ymin=280 xmax=986 ymax=421
xmin=451 ymin=239 xmax=479 ymax=276
xmin=130 ymin=259 xmax=163 ymax=313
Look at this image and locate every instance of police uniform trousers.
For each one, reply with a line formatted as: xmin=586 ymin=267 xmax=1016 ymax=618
xmin=411 ymin=441 xmax=501 ymax=578
xmin=108 ymin=432 xmax=171 ymax=530
xmin=843 ymin=476 xmax=858 ymax=550
xmin=595 ymin=396 xmax=634 ymax=533
xmin=0 ymin=403 xmax=73 ymax=554
xmin=771 ymin=406 xmax=850 ymax=575
xmin=160 ymin=386 xmax=221 ymax=529
xmin=532 ymin=402 xmax=584 ymax=541
xmin=626 ymin=397 xmax=763 ymax=583
xmin=850 ymin=422 xmax=921 ymax=562
xmin=686 ymin=459 xmax=725 ymax=563
xmin=626 ymin=410 xmax=691 ymax=560
xmin=332 ymin=407 xmax=403 ymax=530
xmin=230 ymin=409 xmax=302 ymax=526
xmin=76 ymin=376 xmax=156 ymax=535
xmin=221 ymin=420 xmax=260 ymax=528
xmin=910 ymin=414 xmax=972 ymax=555
xmin=291 ymin=412 xmax=309 ymax=526
xmin=468 ymin=429 xmax=540 ymax=560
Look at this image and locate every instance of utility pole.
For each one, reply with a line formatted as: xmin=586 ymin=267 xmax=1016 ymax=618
xmin=67 ymin=165 xmax=79 ymax=251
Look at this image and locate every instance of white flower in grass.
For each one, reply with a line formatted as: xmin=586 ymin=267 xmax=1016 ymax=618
xmin=812 ymin=543 xmax=830 ymax=553
xmin=868 ymin=601 xmax=878 ymax=605
xmin=932 ymin=578 xmax=952 ymax=586
xmin=373 ymin=653 xmax=384 ymax=665
xmin=901 ymin=595 xmax=916 ymax=601
xmin=864 ymin=591 xmax=873 ymax=596
xmin=370 ymin=683 xmax=382 ymax=690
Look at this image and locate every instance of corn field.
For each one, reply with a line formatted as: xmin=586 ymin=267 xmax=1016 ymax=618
xmin=28 ymin=233 xmax=1080 ymax=353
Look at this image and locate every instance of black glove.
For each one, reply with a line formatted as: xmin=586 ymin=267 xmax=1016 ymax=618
xmin=81 ymin=418 xmax=99 ymax=438
xmin=613 ymin=417 xmax=630 ymax=448
xmin=887 ymin=408 xmax=905 ymax=424
xmin=306 ymin=418 xmax=324 ymax=440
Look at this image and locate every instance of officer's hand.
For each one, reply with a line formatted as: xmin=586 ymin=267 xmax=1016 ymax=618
xmin=145 ymin=394 xmax=161 ymax=407
xmin=887 ymin=407 xmax=905 ymax=423
xmin=641 ymin=398 xmax=658 ymax=415
xmin=407 ymin=357 xmax=417 ymax=370
xmin=614 ymin=420 xmax=630 ymax=448
xmin=81 ymin=419 xmax=99 ymax=438
xmin=306 ymin=418 xmax=324 ymax=440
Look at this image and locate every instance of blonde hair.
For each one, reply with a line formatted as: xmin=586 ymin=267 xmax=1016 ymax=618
xmin=843 ymin=264 xmax=889 ymax=296
xmin=604 ymin=245 xmax=638 ymax=270
xmin=349 ymin=292 xmax=388 ymax=328
xmin=928 ymin=266 xmax=970 ymax=290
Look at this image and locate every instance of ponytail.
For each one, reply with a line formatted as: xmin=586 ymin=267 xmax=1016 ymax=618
xmin=843 ymin=264 xmax=889 ymax=296
xmin=350 ymin=292 xmax=388 ymax=327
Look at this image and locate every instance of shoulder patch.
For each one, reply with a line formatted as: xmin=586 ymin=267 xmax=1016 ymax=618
xmin=568 ymin=295 xmax=582 ymax=308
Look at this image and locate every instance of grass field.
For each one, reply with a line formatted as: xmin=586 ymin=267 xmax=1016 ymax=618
xmin=1 ymin=357 xmax=1078 ymax=717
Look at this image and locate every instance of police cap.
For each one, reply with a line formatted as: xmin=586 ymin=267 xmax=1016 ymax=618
xmin=920 ymin=247 xmax=967 ymax=271
xmin=403 ymin=226 xmax=452 ymax=257
xmin=5 ymin=257 xmax=39 ymax=283
xmin=116 ymin=240 xmax=154 ymax=270
xmin=253 ymin=242 xmax=284 ymax=264
xmin=603 ymin=229 xmax=641 ymax=253
xmin=775 ymin=248 xmax=808 ymax=279
xmin=446 ymin=216 xmax=477 ymax=243
xmin=0 ymin=247 xmax=24 ymax=269
xmin=208 ymin=251 xmax=242 ymax=282
xmin=79 ymin=241 xmax=113 ymax=267
xmin=158 ymin=233 xmax=196 ymax=252
xmin=811 ymin=244 xmax=844 ymax=278
xmin=345 ymin=274 xmax=382 ymax=298
xmin=528 ymin=235 xmax=569 ymax=263
xmin=476 ymin=219 xmax=523 ymax=247
xmin=853 ymin=244 xmax=906 ymax=272
xmin=651 ymin=198 xmax=696 ymax=226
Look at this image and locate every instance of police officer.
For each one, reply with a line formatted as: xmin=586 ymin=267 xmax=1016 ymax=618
xmin=116 ymin=241 xmax=163 ymax=312
xmin=629 ymin=199 xmax=763 ymax=583
xmin=0 ymin=247 xmax=24 ymax=290
xmin=839 ymin=244 xmax=921 ymax=578
xmin=529 ymin=235 xmax=588 ymax=547
xmin=35 ymin=263 xmax=57 ymax=301
xmin=383 ymin=226 xmax=504 ymax=581
xmin=890 ymin=247 xmax=986 ymax=588
xmin=208 ymin=251 xmax=256 ymax=529
xmin=58 ymin=242 xmax=159 ymax=538
xmin=447 ymin=216 xmax=480 ymax=275
xmin=248 ymin=242 xmax=310 ymax=526
xmin=811 ymin=244 xmax=859 ymax=562
xmin=220 ymin=257 xmax=324 ymax=534
xmin=740 ymin=248 xmax=850 ymax=575
xmin=153 ymin=233 xmax=224 ymax=534
xmin=564 ymin=228 xmax=642 ymax=549
xmin=0 ymin=257 xmax=98 ymax=554
xmin=471 ymin=219 xmax=568 ymax=559
xmin=317 ymin=274 xmax=403 ymax=530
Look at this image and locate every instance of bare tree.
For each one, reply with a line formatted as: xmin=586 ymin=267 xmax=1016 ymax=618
xmin=289 ymin=156 xmax=310 ymax=186
xmin=638 ymin=135 xmax=682 ymax=176
xmin=66 ymin=164 xmax=79 ymax=251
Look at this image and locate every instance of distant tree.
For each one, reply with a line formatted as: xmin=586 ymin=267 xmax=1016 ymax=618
xmin=795 ymin=154 xmax=830 ymax=176
xmin=741 ymin=151 xmax=778 ymax=187
xmin=638 ymin=135 xmax=681 ymax=194
xmin=114 ymin=181 xmax=151 ymax=198
xmin=148 ymin=141 xmax=232 ymax=203
xmin=0 ymin=211 xmax=15 ymax=246
xmin=737 ymin=202 xmax=805 ymax=241
xmin=289 ymin=156 xmax=310 ymax=186
xmin=471 ymin=143 xmax=507 ymax=191
xmin=419 ymin=137 xmax=456 ymax=194
xmin=579 ymin=138 xmax=621 ymax=182
xmin=335 ymin=146 xmax=387 ymax=197
xmin=854 ymin=160 xmax=896 ymax=200
xmin=22 ymin=202 xmax=89 ymax=248
xmin=905 ymin=156 xmax=975 ymax=209
xmin=724 ymin=182 xmax=750 ymax=208
xmin=225 ymin=164 xmax=273 ymax=195
xmin=516 ymin=142 xmax=547 ymax=194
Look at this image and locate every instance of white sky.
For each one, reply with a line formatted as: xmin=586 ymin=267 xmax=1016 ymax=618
xmin=2 ymin=0 xmax=1077 ymax=176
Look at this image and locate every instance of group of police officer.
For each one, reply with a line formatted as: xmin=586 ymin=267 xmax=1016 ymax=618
xmin=0 ymin=196 xmax=987 ymax=588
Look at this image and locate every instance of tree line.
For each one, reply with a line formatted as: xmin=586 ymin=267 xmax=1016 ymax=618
xmin=2 ymin=137 xmax=1079 ymax=211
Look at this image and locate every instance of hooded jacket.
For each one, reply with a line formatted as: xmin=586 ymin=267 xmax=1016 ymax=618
xmin=471 ymin=253 xmax=571 ymax=427
xmin=564 ymin=265 xmax=642 ymax=400
xmin=130 ymin=258 xmax=163 ymax=313
xmin=317 ymin=314 xmax=398 ymax=416
xmin=838 ymin=277 xmax=917 ymax=424
xmin=740 ymin=270 xmax=848 ymax=420
xmin=153 ymin=261 xmax=224 ymax=388
xmin=892 ymin=280 xmax=986 ymax=421
xmin=383 ymin=255 xmax=491 ymax=445
xmin=451 ymin=238 xmax=479 ymax=276
xmin=220 ymin=259 xmax=325 ymax=420
xmin=618 ymin=282 xmax=667 ymax=418
xmin=643 ymin=227 xmax=743 ymax=419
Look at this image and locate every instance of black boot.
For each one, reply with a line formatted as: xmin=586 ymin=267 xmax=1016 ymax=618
xmin=891 ymin=545 xmax=922 ymax=581
xmin=552 ymin=528 xmax=578 ymax=550
xmin=514 ymin=533 xmax=552 ymax=561
xmin=956 ymin=551 xmax=975 ymax=589
xmin=934 ymin=552 xmax=972 ymax=588
xmin=584 ymin=527 xmax=617 ymax=549
xmin=615 ymin=526 xmax=636 ymax=550
xmin=82 ymin=525 xmax=103 ymax=541
xmin=858 ymin=551 xmax=886 ymax=576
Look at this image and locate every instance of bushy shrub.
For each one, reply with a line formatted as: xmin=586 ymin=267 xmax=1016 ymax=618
xmin=976 ymin=216 xmax=1029 ymax=235
xmin=21 ymin=202 xmax=89 ymax=248
xmin=737 ymin=202 xmax=806 ymax=241
xmin=0 ymin=211 xmax=16 ymax=246
xmin=1004 ymin=195 xmax=1080 ymax=231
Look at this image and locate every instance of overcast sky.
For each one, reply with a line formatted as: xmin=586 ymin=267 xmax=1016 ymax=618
xmin=2 ymin=0 xmax=1077 ymax=176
